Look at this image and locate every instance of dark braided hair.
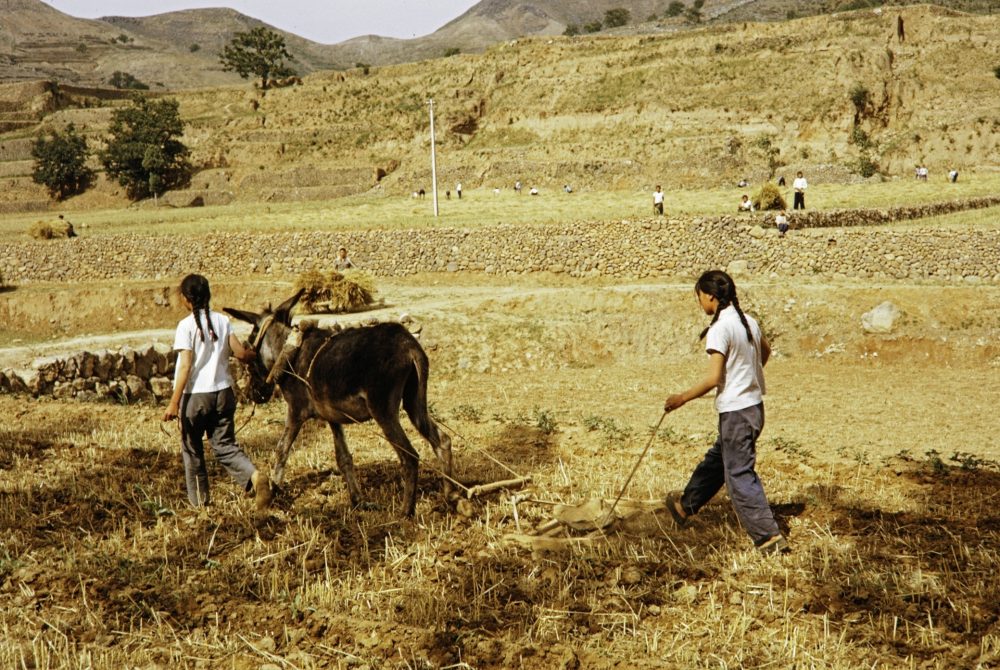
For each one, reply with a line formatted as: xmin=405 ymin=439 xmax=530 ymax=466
xmin=695 ymin=270 xmax=754 ymax=343
xmin=180 ymin=274 xmax=218 ymax=342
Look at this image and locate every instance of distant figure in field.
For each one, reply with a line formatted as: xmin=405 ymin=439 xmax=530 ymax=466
xmin=653 ymin=185 xmax=665 ymax=216
xmin=445 ymin=190 xmax=450 ymax=200
xmin=949 ymin=169 xmax=959 ymax=183
xmin=792 ymin=171 xmax=807 ymax=210
xmin=738 ymin=195 xmax=754 ymax=213
xmin=777 ymin=175 xmax=786 ymax=187
xmin=529 ymin=187 xmax=539 ymax=196
xmin=515 ymin=180 xmax=522 ymax=195
xmin=456 ymin=182 xmax=462 ymax=199
xmin=563 ymin=184 xmax=573 ymax=193
xmin=775 ymin=210 xmax=789 ymax=237
xmin=738 ymin=178 xmax=749 ymax=188
xmin=897 ymin=15 xmax=905 ymax=43
xmin=918 ymin=166 xmax=928 ymax=181
xmin=493 ymin=187 xmax=501 ymax=195
xmin=418 ymin=188 xmax=426 ymax=199
xmin=334 ymin=246 xmax=354 ymax=271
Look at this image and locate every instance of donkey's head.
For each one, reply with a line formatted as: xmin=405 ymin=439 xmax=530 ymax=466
xmin=225 ymin=290 xmax=304 ymax=403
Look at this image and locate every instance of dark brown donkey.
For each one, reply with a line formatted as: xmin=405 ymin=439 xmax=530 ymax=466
xmin=225 ymin=291 xmax=453 ymax=516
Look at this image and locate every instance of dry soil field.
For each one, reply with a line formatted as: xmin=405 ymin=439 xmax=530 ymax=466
xmin=2 ymin=269 xmax=1000 ymax=669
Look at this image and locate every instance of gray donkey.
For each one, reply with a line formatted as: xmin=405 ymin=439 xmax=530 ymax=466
xmin=225 ymin=291 xmax=453 ymax=516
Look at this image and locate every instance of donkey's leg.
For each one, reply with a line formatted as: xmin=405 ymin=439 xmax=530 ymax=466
xmin=405 ymin=407 xmax=454 ymax=500
xmin=272 ymin=415 xmax=304 ymax=486
xmin=372 ymin=413 xmax=420 ymax=516
xmin=329 ymin=422 xmax=368 ymax=509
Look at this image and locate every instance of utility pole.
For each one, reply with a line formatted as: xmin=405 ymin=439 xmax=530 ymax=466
xmin=428 ymin=99 xmax=439 ymax=217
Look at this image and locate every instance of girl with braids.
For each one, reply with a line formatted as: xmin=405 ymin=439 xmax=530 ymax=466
xmin=162 ymin=274 xmax=271 ymax=510
xmin=663 ymin=270 xmax=788 ymax=555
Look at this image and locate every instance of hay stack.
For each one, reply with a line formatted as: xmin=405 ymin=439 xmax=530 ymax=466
xmin=294 ymin=269 xmax=377 ymax=314
xmin=28 ymin=218 xmax=76 ymax=240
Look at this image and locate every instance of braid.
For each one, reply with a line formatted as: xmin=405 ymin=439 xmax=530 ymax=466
xmin=695 ymin=270 xmax=753 ymax=343
xmin=180 ymin=274 xmax=218 ymax=342
xmin=730 ymin=296 xmax=754 ymax=343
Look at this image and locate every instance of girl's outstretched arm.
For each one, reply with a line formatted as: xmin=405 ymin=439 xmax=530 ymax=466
xmin=229 ymin=333 xmax=256 ymax=363
xmin=664 ymin=351 xmax=725 ymax=412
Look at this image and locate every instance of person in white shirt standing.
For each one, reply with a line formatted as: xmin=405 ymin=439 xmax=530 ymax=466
xmin=162 ymin=274 xmax=271 ymax=510
xmin=662 ymin=270 xmax=788 ymax=555
xmin=653 ymin=185 xmax=665 ymax=216
xmin=792 ymin=171 xmax=807 ymax=210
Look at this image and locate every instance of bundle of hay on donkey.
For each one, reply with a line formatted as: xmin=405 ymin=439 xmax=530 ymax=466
xmin=294 ymin=269 xmax=381 ymax=314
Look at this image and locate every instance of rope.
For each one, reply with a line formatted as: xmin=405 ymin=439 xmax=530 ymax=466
xmin=433 ymin=417 xmax=527 ymax=481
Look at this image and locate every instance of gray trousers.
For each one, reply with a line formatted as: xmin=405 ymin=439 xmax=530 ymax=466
xmin=679 ymin=403 xmax=780 ymax=545
xmin=180 ymin=387 xmax=256 ymax=507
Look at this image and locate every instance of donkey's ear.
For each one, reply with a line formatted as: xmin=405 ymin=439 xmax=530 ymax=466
xmin=274 ymin=289 xmax=305 ymax=326
xmin=224 ymin=307 xmax=260 ymax=325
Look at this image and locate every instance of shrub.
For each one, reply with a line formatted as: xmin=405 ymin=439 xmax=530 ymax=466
xmin=665 ymin=1 xmax=685 ymax=17
xmin=189 ymin=43 xmax=200 ymax=53
xmin=108 ymin=71 xmax=149 ymax=90
xmin=294 ymin=269 xmax=377 ymax=313
xmin=563 ymin=23 xmax=580 ymax=36
xmin=443 ymin=47 xmax=460 ymax=57
xmin=583 ymin=20 xmax=603 ymax=33
xmin=993 ymin=65 xmax=1000 ymax=79
xmin=855 ymin=154 xmax=880 ymax=178
xmin=604 ymin=8 xmax=630 ymax=28
xmin=850 ymin=83 xmax=870 ymax=115
xmin=752 ymin=182 xmax=787 ymax=211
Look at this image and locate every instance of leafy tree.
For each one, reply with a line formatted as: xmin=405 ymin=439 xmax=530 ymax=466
xmin=443 ymin=47 xmax=461 ymax=57
xmin=665 ymin=1 xmax=686 ymax=17
xmin=219 ymin=27 xmax=297 ymax=90
xmin=108 ymin=71 xmax=149 ymax=90
xmin=583 ymin=20 xmax=603 ymax=33
xmin=189 ymin=43 xmax=200 ymax=52
xmin=31 ymin=123 xmax=94 ymax=200
xmin=604 ymin=8 xmax=630 ymax=28
xmin=563 ymin=23 xmax=580 ymax=36
xmin=686 ymin=0 xmax=705 ymax=22
xmin=100 ymin=96 xmax=191 ymax=200
xmin=355 ymin=61 xmax=370 ymax=75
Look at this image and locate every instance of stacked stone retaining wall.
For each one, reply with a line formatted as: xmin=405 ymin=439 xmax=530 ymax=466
xmin=3 ymin=197 xmax=1000 ymax=285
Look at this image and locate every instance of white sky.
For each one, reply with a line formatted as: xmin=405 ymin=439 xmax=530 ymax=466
xmin=39 ymin=0 xmax=482 ymax=44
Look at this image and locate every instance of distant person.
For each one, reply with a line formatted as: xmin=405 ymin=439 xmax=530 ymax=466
xmin=162 ymin=274 xmax=271 ymax=511
xmin=897 ymin=15 xmax=905 ymax=43
xmin=563 ymin=184 xmax=573 ymax=193
xmin=529 ymin=187 xmax=539 ymax=196
xmin=919 ymin=166 xmax=929 ymax=181
xmin=775 ymin=210 xmax=789 ymax=237
xmin=738 ymin=194 xmax=754 ymax=213
xmin=515 ymin=180 xmax=522 ymax=195
xmin=653 ymin=185 xmax=665 ymax=216
xmin=792 ymin=171 xmax=808 ymax=210
xmin=334 ymin=246 xmax=354 ymax=271
xmin=418 ymin=188 xmax=426 ymax=199
xmin=456 ymin=182 xmax=462 ymax=199
xmin=949 ymin=168 xmax=959 ymax=183
xmin=493 ymin=187 xmax=501 ymax=195
xmin=738 ymin=178 xmax=749 ymax=188
xmin=777 ymin=175 xmax=786 ymax=187
xmin=446 ymin=190 xmax=451 ymax=200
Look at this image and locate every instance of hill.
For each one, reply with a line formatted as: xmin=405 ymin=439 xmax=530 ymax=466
xmin=1 ymin=4 xmax=998 ymax=213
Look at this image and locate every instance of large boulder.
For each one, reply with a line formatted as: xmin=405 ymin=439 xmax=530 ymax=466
xmin=862 ymin=301 xmax=900 ymax=334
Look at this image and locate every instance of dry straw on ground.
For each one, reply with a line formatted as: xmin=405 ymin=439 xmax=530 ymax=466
xmin=293 ymin=269 xmax=377 ymax=313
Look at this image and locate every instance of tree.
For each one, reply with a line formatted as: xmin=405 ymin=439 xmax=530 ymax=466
xmin=100 ymin=96 xmax=191 ymax=201
xmin=219 ymin=27 xmax=297 ymax=90
xmin=604 ymin=8 xmax=631 ymax=28
xmin=563 ymin=23 xmax=580 ymax=36
xmin=31 ymin=123 xmax=94 ymax=200
xmin=583 ymin=20 xmax=603 ymax=33
xmin=665 ymin=1 xmax=685 ymax=17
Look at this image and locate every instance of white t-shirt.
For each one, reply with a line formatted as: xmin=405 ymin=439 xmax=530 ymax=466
xmin=173 ymin=310 xmax=234 ymax=393
xmin=793 ymin=176 xmax=808 ymax=192
xmin=705 ymin=305 xmax=766 ymax=413
xmin=653 ymin=190 xmax=665 ymax=204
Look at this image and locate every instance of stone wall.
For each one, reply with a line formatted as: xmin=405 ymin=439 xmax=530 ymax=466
xmin=3 ymin=196 xmax=1000 ymax=285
